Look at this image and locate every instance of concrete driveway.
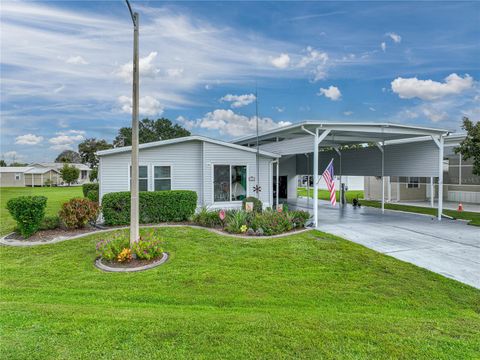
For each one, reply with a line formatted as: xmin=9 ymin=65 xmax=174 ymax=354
xmin=289 ymin=198 xmax=480 ymax=289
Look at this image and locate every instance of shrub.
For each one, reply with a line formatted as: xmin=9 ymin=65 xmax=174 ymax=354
xmin=192 ymin=207 xmax=223 ymax=228
xmin=96 ymin=232 xmax=129 ymax=261
xmin=7 ymin=196 xmax=47 ymax=238
xmin=252 ymin=209 xmax=293 ymax=236
xmin=39 ymin=215 xmax=60 ymax=231
xmin=86 ymin=190 xmax=99 ymax=203
xmin=225 ymin=210 xmax=251 ymax=233
xmin=132 ymin=230 xmax=164 ymax=260
xmin=242 ymin=196 xmax=262 ymax=213
xmin=117 ymin=248 xmax=133 ymax=262
xmin=59 ymin=198 xmax=100 ymax=229
xmin=288 ymin=210 xmax=311 ymax=228
xmin=82 ymin=183 xmax=99 ymax=197
xmin=102 ymin=190 xmax=197 ymax=226
xmin=96 ymin=229 xmax=164 ymax=262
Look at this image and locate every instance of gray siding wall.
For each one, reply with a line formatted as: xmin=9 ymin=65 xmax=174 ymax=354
xmin=99 ymin=141 xmax=202 ymax=203
xmin=99 ymin=140 xmax=274 ymax=208
xmin=0 ymin=172 xmax=24 ymax=187
xmin=278 ymin=155 xmax=298 ymax=200
xmin=295 ymin=140 xmax=440 ymax=177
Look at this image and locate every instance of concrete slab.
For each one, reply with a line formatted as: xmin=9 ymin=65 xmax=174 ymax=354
xmin=289 ymin=198 xmax=480 ymax=289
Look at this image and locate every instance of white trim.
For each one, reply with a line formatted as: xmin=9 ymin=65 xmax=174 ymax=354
xmin=151 ymin=163 xmax=173 ymax=191
xmin=97 ymin=135 xmax=280 ymax=158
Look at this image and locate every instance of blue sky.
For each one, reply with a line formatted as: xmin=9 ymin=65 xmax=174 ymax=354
xmin=1 ymin=0 xmax=479 ymax=163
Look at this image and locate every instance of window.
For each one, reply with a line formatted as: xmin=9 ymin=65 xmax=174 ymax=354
xmin=15 ymin=173 xmax=21 ymax=181
xmin=129 ymin=165 xmax=148 ymax=192
xmin=213 ymin=165 xmax=247 ymax=202
xmin=81 ymin=170 xmax=87 ymax=179
xmin=154 ymin=166 xmax=171 ymax=191
xmin=407 ymin=177 xmax=419 ymax=189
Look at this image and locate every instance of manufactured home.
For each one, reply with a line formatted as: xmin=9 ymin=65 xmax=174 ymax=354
xmin=98 ymin=122 xmax=462 ymax=223
xmin=97 ymin=136 xmax=279 ymax=208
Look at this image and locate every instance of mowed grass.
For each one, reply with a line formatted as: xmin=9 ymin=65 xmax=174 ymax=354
xmin=0 ymin=187 xmax=83 ymax=235
xmin=1 ymin=227 xmax=479 ymax=359
xmin=359 ymin=200 xmax=480 ymax=226
xmin=298 ymin=187 xmax=364 ymax=202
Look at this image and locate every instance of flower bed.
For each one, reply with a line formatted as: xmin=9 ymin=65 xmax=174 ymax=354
xmin=95 ymin=229 xmax=167 ymax=269
xmin=193 ymin=206 xmax=311 ymax=236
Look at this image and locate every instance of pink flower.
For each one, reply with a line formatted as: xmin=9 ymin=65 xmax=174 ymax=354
xmin=219 ymin=209 xmax=226 ymax=221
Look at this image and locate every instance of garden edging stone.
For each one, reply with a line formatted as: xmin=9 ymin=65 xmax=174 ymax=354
xmin=0 ymin=225 xmax=313 ymax=247
xmin=94 ymin=252 xmax=169 ymax=272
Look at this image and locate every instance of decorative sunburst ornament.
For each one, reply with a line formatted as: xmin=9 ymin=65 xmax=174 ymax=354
xmin=253 ymin=185 xmax=262 ymax=194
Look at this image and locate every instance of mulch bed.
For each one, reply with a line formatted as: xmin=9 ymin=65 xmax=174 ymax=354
xmin=5 ymin=226 xmax=97 ymax=242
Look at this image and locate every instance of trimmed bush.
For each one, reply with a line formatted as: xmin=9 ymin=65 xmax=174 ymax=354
xmin=39 ymin=215 xmax=60 ymax=231
xmin=192 ymin=207 xmax=224 ymax=228
xmin=242 ymin=196 xmax=262 ymax=213
xmin=6 ymin=196 xmax=47 ymax=238
xmin=86 ymin=190 xmax=99 ymax=203
xmin=102 ymin=190 xmax=197 ymax=226
xmin=82 ymin=183 xmax=99 ymax=197
xmin=59 ymin=198 xmax=100 ymax=229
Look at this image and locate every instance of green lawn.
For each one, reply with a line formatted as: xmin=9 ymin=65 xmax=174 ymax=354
xmin=360 ymin=200 xmax=480 ymax=226
xmin=1 ymin=227 xmax=479 ymax=359
xmin=297 ymin=188 xmax=479 ymax=226
xmin=0 ymin=187 xmax=83 ymax=235
xmin=298 ymin=187 xmax=364 ymax=202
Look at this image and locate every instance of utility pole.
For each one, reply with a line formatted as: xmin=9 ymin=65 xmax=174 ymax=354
xmin=125 ymin=0 xmax=139 ymax=246
xmin=255 ymin=84 xmax=260 ymax=199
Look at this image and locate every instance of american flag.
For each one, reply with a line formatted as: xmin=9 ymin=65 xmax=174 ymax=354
xmin=322 ymin=159 xmax=336 ymax=206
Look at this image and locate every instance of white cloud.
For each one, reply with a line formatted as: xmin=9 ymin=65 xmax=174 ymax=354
xmin=66 ymin=55 xmax=88 ymax=65
xmin=118 ymin=51 xmax=160 ymax=81
xmin=220 ymin=93 xmax=256 ymax=108
xmin=386 ymin=32 xmax=402 ymax=43
xmin=381 ymin=42 xmax=386 ymax=52
xmin=298 ymin=46 xmax=329 ymax=82
xmin=298 ymin=46 xmax=328 ymax=67
xmin=177 ymin=109 xmax=291 ymax=137
xmin=15 ymin=134 xmax=44 ymax=145
xmin=369 ymin=107 xmax=376 ymax=112
xmin=118 ymin=95 xmax=164 ymax=116
xmin=49 ymin=129 xmax=85 ymax=150
xmin=3 ymin=151 xmax=23 ymax=161
xmin=166 ymin=68 xmax=184 ymax=78
xmin=391 ymin=73 xmax=474 ymax=100
xmin=274 ymin=106 xmax=285 ymax=113
xmin=422 ymin=108 xmax=448 ymax=122
xmin=318 ymin=86 xmax=341 ymax=101
xmin=53 ymin=84 xmax=65 ymax=93
xmin=343 ymin=111 xmax=353 ymax=116
xmin=271 ymin=53 xmax=290 ymax=69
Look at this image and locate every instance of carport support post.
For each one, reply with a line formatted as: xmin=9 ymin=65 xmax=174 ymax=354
xmin=430 ymin=177 xmax=434 ymax=208
xmin=313 ymin=129 xmax=319 ymax=227
xmin=276 ymin=159 xmax=279 ymax=208
xmin=438 ymin=136 xmax=444 ymax=220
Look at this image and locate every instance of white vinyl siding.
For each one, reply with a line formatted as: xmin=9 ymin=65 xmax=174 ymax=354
xmin=98 ymin=139 xmax=275 ymax=208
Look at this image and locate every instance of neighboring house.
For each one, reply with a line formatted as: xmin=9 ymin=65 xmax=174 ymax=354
xmin=298 ymin=175 xmax=364 ymax=191
xmin=0 ymin=167 xmax=32 ymax=187
xmin=97 ymin=135 xmax=279 ymax=208
xmin=24 ymin=167 xmax=61 ymax=187
xmin=364 ymin=134 xmax=480 ymax=204
xmin=31 ymin=162 xmax=92 ymax=185
xmin=0 ymin=166 xmax=60 ymax=187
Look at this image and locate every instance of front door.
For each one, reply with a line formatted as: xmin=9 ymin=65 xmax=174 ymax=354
xmin=273 ymin=176 xmax=288 ymax=204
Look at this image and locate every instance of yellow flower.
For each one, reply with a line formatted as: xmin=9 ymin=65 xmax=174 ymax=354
xmin=240 ymin=225 xmax=248 ymax=233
